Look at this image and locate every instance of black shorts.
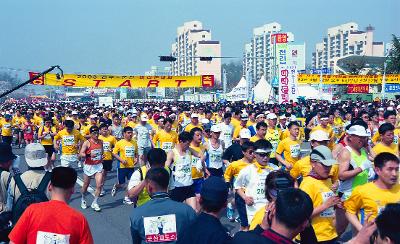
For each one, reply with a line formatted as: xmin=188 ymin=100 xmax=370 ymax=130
xmin=235 ymin=192 xmax=249 ymax=227
xmin=102 ymin=160 xmax=113 ymax=172
xmin=170 ymin=185 xmax=195 ymax=202
xmin=43 ymin=145 xmax=55 ymax=156
xmin=208 ymin=168 xmax=224 ymax=177
xmin=2 ymin=136 xmax=12 ymax=145
xmin=117 ymin=168 xmax=134 ymax=184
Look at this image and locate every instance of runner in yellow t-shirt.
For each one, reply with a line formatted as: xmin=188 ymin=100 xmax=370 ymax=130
xmin=189 ymin=127 xmax=209 ymax=196
xmin=99 ymin=123 xmax=117 ymax=196
xmin=372 ymin=123 xmax=399 ymax=157
xmin=0 ymin=114 xmax=13 ymax=145
xmin=344 ymin=152 xmax=400 ymax=231
xmin=153 ymin=118 xmax=178 ymax=153
xmin=54 ymin=120 xmax=84 ymax=167
xmin=275 ymin=121 xmax=301 ymax=170
xmin=112 ymin=126 xmax=139 ymax=204
xmin=38 ymin=117 xmax=57 ymax=169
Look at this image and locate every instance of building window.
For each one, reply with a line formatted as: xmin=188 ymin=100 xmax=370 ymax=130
xmin=194 ymin=24 xmax=197 ymax=27
xmin=202 ymin=35 xmax=205 ymax=38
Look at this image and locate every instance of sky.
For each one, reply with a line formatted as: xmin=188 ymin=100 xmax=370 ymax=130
xmin=0 ymin=0 xmax=399 ymax=77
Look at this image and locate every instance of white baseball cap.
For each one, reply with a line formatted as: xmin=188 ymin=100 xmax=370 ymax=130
xmin=72 ymin=111 xmax=78 ymax=115
xmin=201 ymin=118 xmax=210 ymax=124
xmin=239 ymin=128 xmax=251 ymax=139
xmin=346 ymin=125 xmax=369 ymax=137
xmin=25 ymin=143 xmax=48 ymax=167
xmin=267 ymin=113 xmax=277 ymax=120
xmin=211 ymin=125 xmax=222 ymax=133
xmin=191 ymin=113 xmax=199 ymax=118
xmin=140 ymin=114 xmax=149 ymax=121
xmin=309 ymin=130 xmax=330 ymax=141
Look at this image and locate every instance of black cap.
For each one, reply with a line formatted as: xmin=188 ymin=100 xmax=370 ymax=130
xmin=0 ymin=142 xmax=17 ymax=163
xmin=200 ymin=177 xmax=228 ymax=203
xmin=65 ymin=120 xmax=74 ymax=129
xmin=90 ymin=125 xmax=99 ymax=133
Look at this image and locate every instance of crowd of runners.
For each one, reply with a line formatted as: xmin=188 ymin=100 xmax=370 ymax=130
xmin=0 ymin=98 xmax=399 ymax=243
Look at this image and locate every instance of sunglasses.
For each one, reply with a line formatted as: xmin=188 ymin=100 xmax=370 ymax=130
xmin=256 ymin=152 xmax=271 ymax=158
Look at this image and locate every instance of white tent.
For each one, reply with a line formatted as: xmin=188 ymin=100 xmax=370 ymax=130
xmin=252 ymin=75 xmax=272 ymax=102
xmin=226 ymin=77 xmax=248 ymax=101
xmin=298 ymin=85 xmax=333 ymax=101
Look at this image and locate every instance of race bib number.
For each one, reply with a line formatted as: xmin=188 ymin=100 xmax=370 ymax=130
xmin=36 ymin=231 xmax=70 ymax=244
xmin=3 ymin=123 xmax=11 ymax=129
xmin=125 ymin=146 xmax=135 ymax=158
xmin=91 ymin=149 xmax=102 ymax=161
xmin=103 ymin=141 xmax=111 ymax=152
xmin=44 ymin=133 xmax=52 ymax=140
xmin=143 ymin=214 xmax=177 ymax=243
xmin=290 ymin=144 xmax=301 ymax=158
xmin=161 ymin=142 xmax=173 ymax=151
xmin=62 ymin=135 xmax=75 ymax=146
xmin=320 ymin=192 xmax=335 ymax=217
xmin=271 ymin=141 xmax=278 ymax=152
xmin=394 ymin=135 xmax=398 ymax=145
xmin=254 ymin=172 xmax=269 ymax=201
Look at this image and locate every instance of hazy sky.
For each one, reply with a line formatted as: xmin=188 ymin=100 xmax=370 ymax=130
xmin=0 ymin=0 xmax=398 ymax=77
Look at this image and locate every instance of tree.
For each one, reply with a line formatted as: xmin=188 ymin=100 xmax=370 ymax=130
xmin=386 ymin=34 xmax=400 ymax=74
xmin=222 ymin=61 xmax=243 ymax=91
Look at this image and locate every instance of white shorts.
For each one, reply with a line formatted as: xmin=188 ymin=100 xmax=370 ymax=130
xmin=60 ymin=154 xmax=79 ymax=167
xmin=83 ymin=163 xmax=103 ymax=177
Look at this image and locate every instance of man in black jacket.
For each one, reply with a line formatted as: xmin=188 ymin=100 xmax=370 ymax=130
xmin=232 ymin=188 xmax=313 ymax=244
xmin=178 ymin=176 xmax=232 ymax=244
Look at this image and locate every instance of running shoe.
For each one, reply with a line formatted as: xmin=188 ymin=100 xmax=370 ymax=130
xmin=91 ymin=202 xmax=101 ymax=212
xmin=111 ymin=184 xmax=117 ymax=197
xmin=100 ymin=189 xmax=106 ymax=197
xmin=81 ymin=199 xmax=87 ymax=209
xmin=78 ymin=161 xmax=82 ymax=168
xmin=123 ymin=197 xmax=134 ymax=205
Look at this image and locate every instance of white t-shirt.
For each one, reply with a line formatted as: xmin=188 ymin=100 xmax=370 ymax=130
xmin=218 ymin=122 xmax=234 ymax=148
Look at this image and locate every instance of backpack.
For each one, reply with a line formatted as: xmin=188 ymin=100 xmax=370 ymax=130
xmin=12 ymin=172 xmax=51 ymax=224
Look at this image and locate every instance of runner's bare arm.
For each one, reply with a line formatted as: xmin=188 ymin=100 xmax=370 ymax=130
xmin=79 ymin=141 xmax=89 ymax=158
xmin=345 ymin=212 xmax=363 ymax=232
xmin=127 ymin=180 xmax=146 ymax=198
xmin=165 ymin=150 xmax=174 ymax=168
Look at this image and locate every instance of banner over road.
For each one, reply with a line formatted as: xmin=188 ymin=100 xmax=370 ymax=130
xmin=29 ymin=73 xmax=215 ymax=88
xmin=298 ymin=74 xmax=400 ymax=85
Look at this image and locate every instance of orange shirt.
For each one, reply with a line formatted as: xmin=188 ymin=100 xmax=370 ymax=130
xmin=9 ymin=200 xmax=93 ymax=244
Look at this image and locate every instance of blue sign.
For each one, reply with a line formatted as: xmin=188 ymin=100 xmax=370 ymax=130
xmin=385 ymin=84 xmax=400 ymax=93
xmin=310 ymin=68 xmax=332 ymax=74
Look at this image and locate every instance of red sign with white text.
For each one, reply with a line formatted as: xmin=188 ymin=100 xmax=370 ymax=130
xmin=347 ymin=84 xmax=369 ymax=94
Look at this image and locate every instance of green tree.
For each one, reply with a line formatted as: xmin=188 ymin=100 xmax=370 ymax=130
xmin=386 ymin=34 xmax=400 ymax=74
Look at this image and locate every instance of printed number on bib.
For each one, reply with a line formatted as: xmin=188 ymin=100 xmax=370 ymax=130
xmin=103 ymin=142 xmax=110 ymax=152
xmin=36 ymin=231 xmax=70 ymax=244
xmin=320 ymin=192 xmax=335 ymax=217
xmin=125 ymin=146 xmax=135 ymax=157
xmin=143 ymin=214 xmax=177 ymax=243
xmin=162 ymin=142 xmax=173 ymax=151
xmin=62 ymin=135 xmax=75 ymax=146
xmin=91 ymin=149 xmax=102 ymax=161
xmin=290 ymin=144 xmax=301 ymax=158
xmin=394 ymin=135 xmax=398 ymax=145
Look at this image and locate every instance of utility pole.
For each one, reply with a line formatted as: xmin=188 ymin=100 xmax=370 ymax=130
xmin=222 ymin=69 xmax=227 ymax=98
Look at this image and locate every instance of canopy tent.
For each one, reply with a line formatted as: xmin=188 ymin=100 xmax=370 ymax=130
xmin=252 ymin=75 xmax=273 ymax=102
xmin=226 ymin=77 xmax=248 ymax=101
xmin=297 ymin=85 xmax=333 ymax=101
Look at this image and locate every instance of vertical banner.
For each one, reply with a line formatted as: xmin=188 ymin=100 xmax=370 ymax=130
xmin=288 ymin=65 xmax=298 ymax=101
xmin=277 ymin=43 xmax=289 ymax=104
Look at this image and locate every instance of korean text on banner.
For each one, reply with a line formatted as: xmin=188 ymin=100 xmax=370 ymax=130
xmin=29 ymin=73 xmax=214 ymax=88
xmin=347 ymin=84 xmax=369 ymax=94
xmin=287 ymin=65 xmax=298 ymax=101
xmin=277 ymin=42 xmax=289 ymax=104
xmin=297 ymin=74 xmax=400 ymax=85
xmin=385 ymin=84 xmax=400 ymax=93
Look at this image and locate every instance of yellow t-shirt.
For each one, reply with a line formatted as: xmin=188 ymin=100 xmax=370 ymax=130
xmin=265 ymin=128 xmax=282 ymax=158
xmin=276 ymin=137 xmax=301 ymax=167
xmin=184 ymin=123 xmax=203 ymax=133
xmin=190 ymin=144 xmax=206 ymax=179
xmin=12 ymin=116 xmax=26 ymax=128
xmin=0 ymin=120 xmax=13 ymax=137
xmin=99 ymin=135 xmax=117 ymax=160
xmin=281 ymin=127 xmax=305 ymax=141
xmin=54 ymin=129 xmax=84 ymax=155
xmin=126 ymin=121 xmax=137 ymax=129
xmin=372 ymin=143 xmax=399 ymax=157
xmin=38 ymin=126 xmax=57 ymax=146
xmin=224 ymin=159 xmax=252 ymax=183
xmin=33 ymin=115 xmax=43 ymax=127
xmin=300 ymin=176 xmax=338 ymax=242
xmin=250 ymin=135 xmax=265 ymax=142
xmin=153 ymin=130 xmax=178 ymax=152
xmin=344 ymin=182 xmax=400 ymax=220
xmin=112 ymin=139 xmax=138 ymax=168
xmin=290 ymin=156 xmax=339 ymax=183
xmin=250 ymin=205 xmax=266 ymax=230
xmin=231 ymin=118 xmax=240 ymax=130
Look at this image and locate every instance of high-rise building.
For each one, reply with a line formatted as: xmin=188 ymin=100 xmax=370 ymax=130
xmin=242 ymin=22 xmax=305 ymax=85
xmin=312 ymin=22 xmax=385 ymax=72
xmin=170 ymin=21 xmax=221 ymax=84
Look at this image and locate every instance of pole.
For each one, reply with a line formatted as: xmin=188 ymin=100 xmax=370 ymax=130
xmin=319 ymin=69 xmax=323 ymax=98
xmin=222 ymin=69 xmax=227 ymax=98
xmin=0 ymin=65 xmax=61 ymax=99
xmin=381 ymin=62 xmax=387 ymax=101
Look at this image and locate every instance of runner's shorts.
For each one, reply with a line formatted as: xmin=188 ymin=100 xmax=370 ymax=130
xmin=60 ymin=154 xmax=79 ymax=167
xmin=102 ymin=160 xmax=113 ymax=172
xmin=235 ymin=192 xmax=249 ymax=227
xmin=117 ymin=168 xmax=134 ymax=184
xmin=207 ymin=168 xmax=224 ymax=177
xmin=170 ymin=185 xmax=196 ymax=202
xmin=43 ymin=145 xmax=55 ymax=157
xmin=83 ymin=163 xmax=103 ymax=177
xmin=192 ymin=178 xmax=204 ymax=194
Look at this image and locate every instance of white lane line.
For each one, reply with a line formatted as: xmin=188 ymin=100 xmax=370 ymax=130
xmin=76 ymin=177 xmax=96 ymax=197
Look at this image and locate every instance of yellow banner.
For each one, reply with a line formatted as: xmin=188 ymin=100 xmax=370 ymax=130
xmin=298 ymin=74 xmax=400 ymax=85
xmin=29 ymin=73 xmax=215 ymax=88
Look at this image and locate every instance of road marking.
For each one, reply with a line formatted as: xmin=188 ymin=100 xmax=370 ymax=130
xmin=76 ymin=177 xmax=96 ymax=197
